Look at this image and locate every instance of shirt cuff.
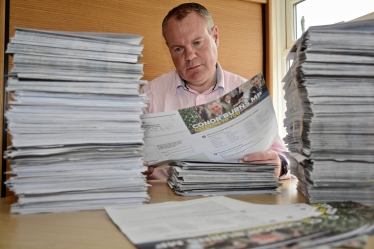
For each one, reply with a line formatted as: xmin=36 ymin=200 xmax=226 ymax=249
xmin=278 ymin=154 xmax=289 ymax=178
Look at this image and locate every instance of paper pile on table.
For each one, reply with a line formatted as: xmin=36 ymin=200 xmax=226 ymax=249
xmin=282 ymin=19 xmax=374 ymax=206
xmin=106 ymin=196 xmax=374 ymax=249
xmin=167 ymin=161 xmax=280 ymax=196
xmin=4 ymin=28 xmax=149 ymax=214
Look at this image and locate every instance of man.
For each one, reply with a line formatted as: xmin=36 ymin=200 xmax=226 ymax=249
xmin=222 ymin=94 xmax=232 ymax=105
xmin=229 ymin=88 xmax=242 ymax=107
xmin=141 ymin=3 xmax=289 ymax=180
xmin=249 ymin=75 xmax=265 ymax=99
xmin=221 ymin=94 xmax=237 ymax=107
xmin=205 ymin=100 xmax=232 ymax=120
xmin=238 ymin=84 xmax=251 ymax=104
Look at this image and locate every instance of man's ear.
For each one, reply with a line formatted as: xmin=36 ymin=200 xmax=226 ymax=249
xmin=212 ymin=25 xmax=219 ymax=47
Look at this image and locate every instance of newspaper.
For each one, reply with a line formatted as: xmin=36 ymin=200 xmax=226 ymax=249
xmin=142 ymin=73 xmax=279 ymax=165
xmin=106 ymin=198 xmax=374 ymax=249
xmin=106 ymin=196 xmax=374 ymax=249
xmin=105 ymin=196 xmax=322 ymax=248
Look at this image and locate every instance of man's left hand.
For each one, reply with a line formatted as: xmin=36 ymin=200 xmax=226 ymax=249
xmin=142 ymin=161 xmax=154 ymax=176
xmin=239 ymin=150 xmax=281 ymax=177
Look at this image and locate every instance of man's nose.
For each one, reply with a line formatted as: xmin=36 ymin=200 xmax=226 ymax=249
xmin=185 ymin=46 xmax=196 ymax=61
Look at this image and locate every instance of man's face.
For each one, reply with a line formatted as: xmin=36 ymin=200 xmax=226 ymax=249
xmin=207 ymin=102 xmax=222 ymax=115
xmin=165 ymin=11 xmax=219 ymax=89
xmin=252 ymin=77 xmax=261 ymax=88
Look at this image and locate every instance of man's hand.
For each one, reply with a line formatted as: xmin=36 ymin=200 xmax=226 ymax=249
xmin=142 ymin=161 xmax=154 ymax=176
xmin=239 ymin=150 xmax=281 ymax=177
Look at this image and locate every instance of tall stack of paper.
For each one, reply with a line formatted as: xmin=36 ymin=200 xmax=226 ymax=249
xmin=4 ymin=28 xmax=149 ymax=214
xmin=282 ymin=19 xmax=374 ymax=206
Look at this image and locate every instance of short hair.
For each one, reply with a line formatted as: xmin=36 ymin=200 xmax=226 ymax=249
xmin=251 ymin=75 xmax=260 ymax=82
xmin=162 ymin=3 xmax=215 ymax=40
xmin=205 ymin=100 xmax=220 ymax=109
xmin=223 ymin=94 xmax=231 ymax=100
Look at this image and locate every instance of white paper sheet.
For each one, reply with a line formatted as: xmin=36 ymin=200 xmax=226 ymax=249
xmin=105 ymin=196 xmax=321 ymax=245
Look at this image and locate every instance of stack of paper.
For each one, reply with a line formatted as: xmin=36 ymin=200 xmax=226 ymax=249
xmin=4 ymin=28 xmax=149 ymax=214
xmin=166 ymin=161 xmax=280 ymax=196
xmin=282 ymin=19 xmax=374 ymax=206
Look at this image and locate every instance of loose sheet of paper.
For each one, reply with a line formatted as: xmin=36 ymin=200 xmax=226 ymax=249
xmin=105 ymin=196 xmax=321 ymax=245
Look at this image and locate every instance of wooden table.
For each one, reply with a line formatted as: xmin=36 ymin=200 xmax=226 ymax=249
xmin=0 ymin=179 xmax=373 ymax=249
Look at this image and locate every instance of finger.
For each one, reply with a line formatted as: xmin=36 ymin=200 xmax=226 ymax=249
xmin=142 ymin=166 xmax=154 ymax=176
xmin=243 ymin=150 xmax=278 ymax=162
xmin=239 ymin=160 xmax=280 ymax=177
xmin=244 ymin=159 xmax=278 ymax=164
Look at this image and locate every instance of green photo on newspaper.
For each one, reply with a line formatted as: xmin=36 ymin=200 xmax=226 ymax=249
xmin=178 ymin=73 xmax=268 ymax=134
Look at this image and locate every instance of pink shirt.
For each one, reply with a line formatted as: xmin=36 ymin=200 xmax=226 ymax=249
xmin=140 ymin=63 xmax=287 ymax=180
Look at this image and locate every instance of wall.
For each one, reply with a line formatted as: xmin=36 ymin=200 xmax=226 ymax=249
xmin=0 ymin=0 xmax=6 ymax=197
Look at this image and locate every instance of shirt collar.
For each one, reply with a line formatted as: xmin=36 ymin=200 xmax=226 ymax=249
xmin=175 ymin=63 xmax=224 ymax=94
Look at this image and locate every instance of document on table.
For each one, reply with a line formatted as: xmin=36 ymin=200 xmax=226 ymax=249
xmin=105 ymin=196 xmax=321 ymax=248
xmin=142 ymin=73 xmax=279 ymax=165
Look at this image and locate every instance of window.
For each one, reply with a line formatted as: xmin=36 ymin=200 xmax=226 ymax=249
xmin=285 ymin=0 xmax=303 ymax=50
xmin=271 ymin=0 xmax=374 ymax=140
xmin=294 ymin=1 xmax=306 ymax=40
xmin=293 ymin=0 xmax=374 ymax=41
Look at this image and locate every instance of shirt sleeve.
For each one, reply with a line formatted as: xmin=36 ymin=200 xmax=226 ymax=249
xmin=269 ymin=136 xmax=293 ymax=179
xmin=269 ymin=136 xmax=287 ymax=155
xmin=139 ymin=85 xmax=151 ymax=114
xmin=269 ymin=135 xmax=289 ymax=166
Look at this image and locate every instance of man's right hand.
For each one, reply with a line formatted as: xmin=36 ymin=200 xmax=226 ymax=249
xmin=239 ymin=150 xmax=281 ymax=177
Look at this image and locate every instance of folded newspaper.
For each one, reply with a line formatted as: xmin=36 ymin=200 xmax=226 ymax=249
xmin=142 ymin=72 xmax=279 ymax=165
xmin=106 ymin=197 xmax=374 ymax=249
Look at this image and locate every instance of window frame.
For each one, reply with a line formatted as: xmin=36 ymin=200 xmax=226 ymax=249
xmin=270 ymin=0 xmax=303 ymax=138
xmin=286 ymin=0 xmax=304 ymax=48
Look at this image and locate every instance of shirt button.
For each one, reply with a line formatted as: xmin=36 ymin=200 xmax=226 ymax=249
xmin=196 ymin=95 xmax=206 ymax=105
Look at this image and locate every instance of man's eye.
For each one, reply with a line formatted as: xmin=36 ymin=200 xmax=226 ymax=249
xmin=174 ymin=47 xmax=183 ymax=52
xmin=193 ymin=41 xmax=201 ymax=45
